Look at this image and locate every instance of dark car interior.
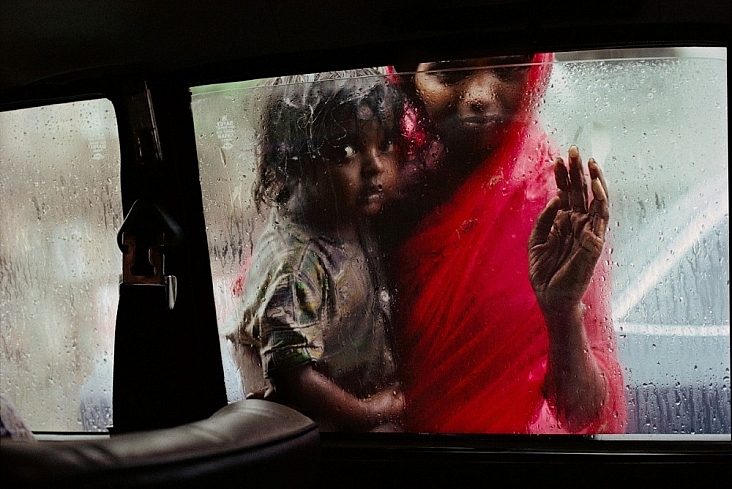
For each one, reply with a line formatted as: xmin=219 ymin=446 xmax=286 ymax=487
xmin=1 ymin=1 xmax=730 ymax=487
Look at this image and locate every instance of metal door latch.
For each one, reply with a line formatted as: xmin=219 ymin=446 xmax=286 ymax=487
xmin=117 ymin=200 xmax=182 ymax=310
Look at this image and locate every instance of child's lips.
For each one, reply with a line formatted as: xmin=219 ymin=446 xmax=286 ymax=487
xmin=360 ymin=183 xmax=385 ymax=204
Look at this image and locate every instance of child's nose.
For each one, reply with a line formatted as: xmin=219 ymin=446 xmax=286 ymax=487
xmin=362 ymin=146 xmax=386 ymax=174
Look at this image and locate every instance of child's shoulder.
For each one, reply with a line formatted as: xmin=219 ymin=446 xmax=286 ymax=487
xmin=258 ymin=211 xmax=343 ymax=275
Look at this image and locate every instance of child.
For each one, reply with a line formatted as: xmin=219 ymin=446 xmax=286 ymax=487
xmin=224 ymin=70 xmax=405 ymax=432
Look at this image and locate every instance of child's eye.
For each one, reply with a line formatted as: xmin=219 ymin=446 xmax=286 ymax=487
xmin=319 ymin=143 xmax=357 ymax=163
xmin=342 ymin=145 xmax=356 ymax=158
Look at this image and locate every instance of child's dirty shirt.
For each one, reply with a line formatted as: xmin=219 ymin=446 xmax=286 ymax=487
xmin=226 ymin=210 xmax=397 ymax=399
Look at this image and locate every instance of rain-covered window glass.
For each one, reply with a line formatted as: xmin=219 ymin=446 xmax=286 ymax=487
xmin=191 ymin=48 xmax=728 ymax=435
xmin=0 ymin=99 xmax=122 ymax=432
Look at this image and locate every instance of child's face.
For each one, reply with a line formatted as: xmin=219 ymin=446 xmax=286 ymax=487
xmin=311 ymin=103 xmax=397 ymax=218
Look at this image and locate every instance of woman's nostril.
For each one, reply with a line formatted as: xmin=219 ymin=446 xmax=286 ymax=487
xmin=469 ymin=99 xmax=484 ymax=111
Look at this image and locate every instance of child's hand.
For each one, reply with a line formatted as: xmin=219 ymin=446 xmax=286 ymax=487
xmin=245 ymin=384 xmax=277 ymax=401
xmin=273 ymin=365 xmax=404 ymax=431
xmin=528 ymin=146 xmax=609 ymax=320
xmin=368 ymin=385 xmax=405 ymax=428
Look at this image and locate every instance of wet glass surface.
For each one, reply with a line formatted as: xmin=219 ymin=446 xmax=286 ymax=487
xmin=542 ymin=49 xmax=729 ymax=434
xmin=0 ymin=99 xmax=122 ymax=431
xmin=193 ymin=48 xmax=728 ymax=434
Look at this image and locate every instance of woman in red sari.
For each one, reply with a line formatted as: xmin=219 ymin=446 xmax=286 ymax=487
xmin=383 ymin=54 xmax=626 ymax=433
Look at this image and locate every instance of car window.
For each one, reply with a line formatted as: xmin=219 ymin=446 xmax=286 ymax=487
xmin=0 ymin=99 xmax=122 ymax=432
xmin=544 ymin=48 xmax=729 ymax=435
xmin=190 ymin=48 xmax=728 ymax=435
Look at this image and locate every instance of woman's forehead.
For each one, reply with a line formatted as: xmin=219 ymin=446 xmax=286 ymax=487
xmin=417 ymin=54 xmax=534 ymax=72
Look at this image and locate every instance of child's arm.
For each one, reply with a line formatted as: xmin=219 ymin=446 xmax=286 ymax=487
xmin=273 ymin=364 xmax=404 ymax=432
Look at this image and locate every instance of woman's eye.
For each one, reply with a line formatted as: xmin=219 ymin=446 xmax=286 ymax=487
xmin=431 ymin=66 xmax=529 ymax=85
xmin=492 ymin=65 xmax=531 ymax=81
xmin=380 ymin=140 xmax=395 ymax=153
xmin=433 ymin=70 xmax=470 ymax=85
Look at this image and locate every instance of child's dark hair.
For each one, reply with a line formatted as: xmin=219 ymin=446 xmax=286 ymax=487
xmin=253 ymin=69 xmax=404 ymax=210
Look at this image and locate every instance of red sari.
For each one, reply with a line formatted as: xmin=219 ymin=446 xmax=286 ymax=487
xmin=393 ymin=54 xmax=626 ymax=433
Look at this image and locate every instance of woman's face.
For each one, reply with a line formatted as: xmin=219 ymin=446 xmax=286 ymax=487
xmin=413 ymin=55 xmax=532 ymax=162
